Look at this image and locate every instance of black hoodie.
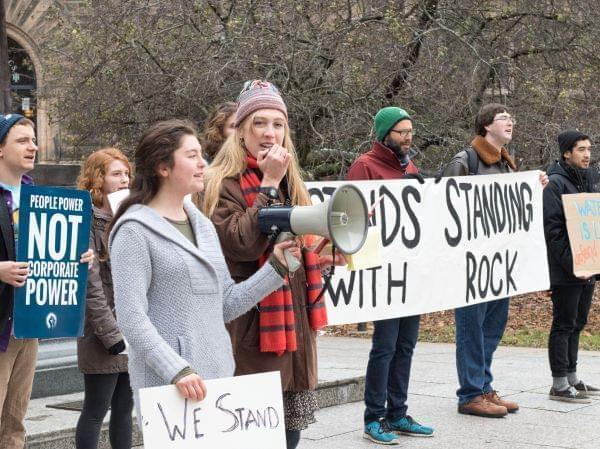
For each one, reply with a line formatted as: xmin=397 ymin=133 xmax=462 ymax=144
xmin=543 ymin=160 xmax=598 ymax=286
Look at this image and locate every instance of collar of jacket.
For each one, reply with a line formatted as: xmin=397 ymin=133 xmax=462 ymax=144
xmin=372 ymin=141 xmax=405 ymax=169
xmin=109 ymin=200 xmax=217 ymax=272
xmin=470 ymin=135 xmax=517 ymax=171
xmin=555 ymin=159 xmax=596 ymax=192
xmin=92 ymin=205 xmax=112 ymax=221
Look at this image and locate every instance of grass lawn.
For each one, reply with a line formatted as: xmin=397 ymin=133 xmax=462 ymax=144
xmin=417 ymin=325 xmax=600 ymax=351
xmin=329 ymin=292 xmax=600 ymax=351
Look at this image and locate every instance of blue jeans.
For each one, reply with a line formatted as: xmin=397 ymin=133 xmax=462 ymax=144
xmin=455 ymin=298 xmax=509 ymax=405
xmin=364 ymin=315 xmax=420 ymax=424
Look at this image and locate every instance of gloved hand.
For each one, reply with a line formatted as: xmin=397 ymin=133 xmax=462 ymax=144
xmin=108 ymin=340 xmax=126 ymax=355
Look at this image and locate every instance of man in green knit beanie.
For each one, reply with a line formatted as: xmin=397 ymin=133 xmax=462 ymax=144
xmin=346 ymin=106 xmax=433 ymax=444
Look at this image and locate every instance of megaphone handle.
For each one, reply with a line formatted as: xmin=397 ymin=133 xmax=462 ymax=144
xmin=284 ymin=249 xmax=302 ymax=274
xmin=276 ymin=232 xmax=301 ymax=274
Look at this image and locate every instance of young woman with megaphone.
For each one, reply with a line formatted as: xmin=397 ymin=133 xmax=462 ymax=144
xmin=201 ymin=80 xmax=345 ymax=449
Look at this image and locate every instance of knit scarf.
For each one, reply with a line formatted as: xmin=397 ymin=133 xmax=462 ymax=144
xmin=240 ymin=155 xmax=328 ymax=356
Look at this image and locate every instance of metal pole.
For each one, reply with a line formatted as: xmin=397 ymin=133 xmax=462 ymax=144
xmin=0 ymin=0 xmax=12 ymax=114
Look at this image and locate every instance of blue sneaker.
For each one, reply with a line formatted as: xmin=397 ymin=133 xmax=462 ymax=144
xmin=363 ymin=419 xmax=400 ymax=445
xmin=388 ymin=415 xmax=434 ymax=437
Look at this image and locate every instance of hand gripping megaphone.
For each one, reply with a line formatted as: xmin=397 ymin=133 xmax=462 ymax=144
xmin=257 ymin=184 xmax=369 ymax=272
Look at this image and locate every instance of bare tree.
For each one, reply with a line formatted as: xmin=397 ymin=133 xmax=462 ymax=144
xmin=43 ymin=0 xmax=600 ymax=176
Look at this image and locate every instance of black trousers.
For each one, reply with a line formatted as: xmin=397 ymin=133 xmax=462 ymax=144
xmin=286 ymin=430 xmax=301 ymax=449
xmin=548 ymin=284 xmax=594 ymax=377
xmin=75 ymin=372 xmax=133 ymax=449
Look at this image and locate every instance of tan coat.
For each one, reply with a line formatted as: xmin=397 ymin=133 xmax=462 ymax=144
xmin=77 ymin=207 xmax=128 ymax=374
xmin=211 ymin=177 xmax=318 ymax=392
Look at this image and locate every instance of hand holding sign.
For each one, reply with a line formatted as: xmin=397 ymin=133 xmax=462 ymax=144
xmin=80 ymin=248 xmax=95 ymax=269
xmin=176 ymin=373 xmax=207 ymax=401
xmin=539 ymin=171 xmax=549 ymax=188
xmin=0 ymin=261 xmax=29 ymax=287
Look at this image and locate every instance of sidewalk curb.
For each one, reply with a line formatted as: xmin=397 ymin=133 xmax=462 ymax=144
xmin=26 ymin=376 xmax=366 ymax=448
xmin=315 ymin=376 xmax=365 ymax=409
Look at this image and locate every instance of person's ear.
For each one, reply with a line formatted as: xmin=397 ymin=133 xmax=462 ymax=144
xmin=238 ymin=127 xmax=246 ymax=143
xmin=156 ymin=162 xmax=169 ymax=178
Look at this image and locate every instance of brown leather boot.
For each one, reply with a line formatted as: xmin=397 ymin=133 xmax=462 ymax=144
xmin=484 ymin=390 xmax=519 ymax=413
xmin=458 ymin=394 xmax=508 ymax=418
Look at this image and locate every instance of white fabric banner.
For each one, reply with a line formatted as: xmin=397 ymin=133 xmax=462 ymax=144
xmin=139 ymin=372 xmax=285 ymax=449
xmin=307 ymin=170 xmax=550 ymax=325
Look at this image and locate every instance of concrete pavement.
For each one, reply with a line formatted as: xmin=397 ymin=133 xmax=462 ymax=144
xmin=24 ymin=336 xmax=600 ymax=448
xmin=302 ymin=338 xmax=600 ymax=448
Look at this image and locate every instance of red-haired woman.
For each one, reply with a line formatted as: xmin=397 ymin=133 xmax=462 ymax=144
xmin=75 ymin=148 xmax=133 ymax=449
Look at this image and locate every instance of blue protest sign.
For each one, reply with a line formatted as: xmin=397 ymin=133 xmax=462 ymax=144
xmin=13 ymin=185 xmax=92 ymax=338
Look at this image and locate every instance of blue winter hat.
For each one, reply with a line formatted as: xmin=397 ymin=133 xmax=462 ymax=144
xmin=0 ymin=113 xmax=26 ymax=144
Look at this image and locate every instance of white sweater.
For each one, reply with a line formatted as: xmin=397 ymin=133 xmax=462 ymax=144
xmin=109 ymin=200 xmax=283 ymax=423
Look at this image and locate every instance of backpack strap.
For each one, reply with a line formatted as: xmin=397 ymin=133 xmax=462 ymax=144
xmin=465 ymin=146 xmax=479 ymax=175
xmin=434 ymin=146 xmax=479 ymax=183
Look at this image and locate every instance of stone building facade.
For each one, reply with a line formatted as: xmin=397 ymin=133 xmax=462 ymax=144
xmin=5 ymin=1 xmax=83 ymax=185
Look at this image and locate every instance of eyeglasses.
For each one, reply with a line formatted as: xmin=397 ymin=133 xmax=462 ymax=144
xmin=390 ymin=129 xmax=415 ymax=137
xmin=493 ymin=115 xmax=516 ymax=125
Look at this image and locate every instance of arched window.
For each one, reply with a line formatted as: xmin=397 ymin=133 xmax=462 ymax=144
xmin=8 ymin=36 xmax=37 ymax=125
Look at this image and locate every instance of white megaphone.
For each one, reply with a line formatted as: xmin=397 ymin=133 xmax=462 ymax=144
xmin=258 ymin=184 xmax=369 ymax=272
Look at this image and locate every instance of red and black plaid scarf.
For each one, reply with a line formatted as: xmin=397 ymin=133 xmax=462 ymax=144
xmin=240 ymin=155 xmax=328 ymax=356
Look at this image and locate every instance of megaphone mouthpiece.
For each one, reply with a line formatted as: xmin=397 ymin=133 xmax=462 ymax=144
xmin=329 ymin=211 xmax=349 ymax=226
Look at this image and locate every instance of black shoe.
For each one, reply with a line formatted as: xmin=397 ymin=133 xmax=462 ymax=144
xmin=549 ymin=386 xmax=591 ymax=403
xmin=572 ymin=381 xmax=600 ymax=397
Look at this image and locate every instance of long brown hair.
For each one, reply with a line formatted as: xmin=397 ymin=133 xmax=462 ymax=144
xmin=107 ymin=119 xmax=198 ymax=236
xmin=77 ymin=148 xmax=131 ymax=207
xmin=202 ymin=102 xmax=237 ymax=160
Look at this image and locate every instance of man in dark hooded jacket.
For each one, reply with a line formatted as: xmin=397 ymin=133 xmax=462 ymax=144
xmin=543 ymin=129 xmax=600 ymax=403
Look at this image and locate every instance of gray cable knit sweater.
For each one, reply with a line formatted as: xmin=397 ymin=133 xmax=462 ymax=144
xmin=108 ymin=200 xmax=283 ymax=422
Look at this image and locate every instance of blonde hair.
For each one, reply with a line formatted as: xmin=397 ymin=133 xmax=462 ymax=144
xmin=77 ymin=148 xmax=131 ymax=207
xmin=200 ymin=111 xmax=310 ymax=218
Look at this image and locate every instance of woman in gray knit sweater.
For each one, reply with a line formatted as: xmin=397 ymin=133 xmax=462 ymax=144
xmin=107 ymin=119 xmax=296 ymax=428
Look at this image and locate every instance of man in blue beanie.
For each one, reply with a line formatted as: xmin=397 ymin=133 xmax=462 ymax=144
xmin=347 ymin=107 xmax=433 ymax=445
xmin=0 ymin=114 xmax=38 ymax=448
xmin=0 ymin=114 xmax=94 ymax=447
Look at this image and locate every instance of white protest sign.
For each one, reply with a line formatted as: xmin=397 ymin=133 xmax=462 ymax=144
xmin=139 ymin=372 xmax=285 ymax=449
xmin=107 ymin=189 xmax=130 ymax=214
xmin=108 ymin=190 xmax=194 ymax=214
xmin=307 ymin=170 xmax=550 ymax=325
